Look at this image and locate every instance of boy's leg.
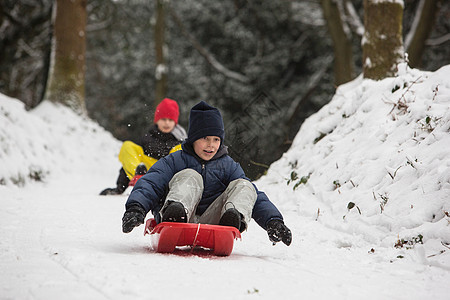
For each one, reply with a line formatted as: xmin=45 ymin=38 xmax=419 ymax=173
xmin=160 ymin=169 xmax=203 ymax=222
xmin=116 ymin=168 xmax=130 ymax=192
xmin=118 ymin=141 xmax=157 ymax=179
xmin=198 ymin=179 xmax=256 ymax=230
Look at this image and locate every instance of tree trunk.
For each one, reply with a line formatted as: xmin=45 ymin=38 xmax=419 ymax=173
xmin=362 ymin=0 xmax=404 ymax=80
xmin=321 ymin=0 xmax=354 ymax=86
xmin=405 ymin=0 xmax=441 ymax=68
xmin=154 ymin=0 xmax=167 ymax=107
xmin=44 ymin=0 xmax=87 ymax=113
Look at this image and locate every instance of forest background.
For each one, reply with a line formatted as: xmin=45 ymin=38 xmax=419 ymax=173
xmin=1 ymin=0 xmax=449 ymax=179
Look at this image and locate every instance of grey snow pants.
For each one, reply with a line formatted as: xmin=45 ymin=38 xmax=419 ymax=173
xmin=160 ymin=169 xmax=257 ymax=230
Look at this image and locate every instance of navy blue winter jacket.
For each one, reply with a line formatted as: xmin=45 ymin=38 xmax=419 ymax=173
xmin=125 ymin=143 xmax=283 ymax=230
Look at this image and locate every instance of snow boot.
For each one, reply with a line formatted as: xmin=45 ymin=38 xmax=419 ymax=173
xmin=161 ymin=201 xmax=187 ymax=223
xmin=129 ymin=163 xmax=148 ymax=186
xmin=100 ymin=187 xmax=122 ymax=195
xmin=100 ymin=168 xmax=129 ymax=195
xmin=219 ymin=208 xmax=243 ymax=232
xmin=135 ymin=163 xmax=147 ymax=175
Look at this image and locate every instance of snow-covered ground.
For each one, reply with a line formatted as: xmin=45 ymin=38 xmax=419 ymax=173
xmin=1 ymin=63 xmax=449 ymax=299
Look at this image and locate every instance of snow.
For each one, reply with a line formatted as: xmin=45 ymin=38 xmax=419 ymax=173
xmin=1 ymin=64 xmax=449 ymax=299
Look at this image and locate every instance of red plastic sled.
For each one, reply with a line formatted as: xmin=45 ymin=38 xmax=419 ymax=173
xmin=144 ymin=219 xmax=241 ymax=256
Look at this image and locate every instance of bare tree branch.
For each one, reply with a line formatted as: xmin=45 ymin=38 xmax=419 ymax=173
xmin=426 ymin=33 xmax=450 ymax=46
xmin=344 ymin=0 xmax=364 ymax=37
xmin=167 ymin=5 xmax=250 ymax=84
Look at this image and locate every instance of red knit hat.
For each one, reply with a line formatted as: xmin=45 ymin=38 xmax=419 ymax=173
xmin=154 ymin=98 xmax=180 ymax=124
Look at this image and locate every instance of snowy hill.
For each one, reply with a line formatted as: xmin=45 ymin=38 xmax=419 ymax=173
xmin=258 ymin=63 xmax=450 ymax=262
xmin=0 ymin=64 xmax=449 ymax=299
xmin=0 ymin=95 xmax=121 ymax=185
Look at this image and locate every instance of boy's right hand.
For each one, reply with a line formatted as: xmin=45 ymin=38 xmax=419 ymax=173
xmin=122 ymin=205 xmax=145 ymax=233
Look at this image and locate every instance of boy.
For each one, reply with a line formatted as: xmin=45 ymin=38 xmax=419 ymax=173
xmin=100 ymin=98 xmax=187 ymax=195
xmin=121 ymin=101 xmax=291 ymax=246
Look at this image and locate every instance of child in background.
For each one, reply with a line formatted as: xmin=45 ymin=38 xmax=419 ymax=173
xmin=121 ymin=101 xmax=291 ymax=246
xmin=100 ymin=98 xmax=187 ymax=195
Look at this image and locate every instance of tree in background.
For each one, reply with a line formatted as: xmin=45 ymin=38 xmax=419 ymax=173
xmin=405 ymin=0 xmax=442 ymax=68
xmin=0 ymin=0 xmax=52 ymax=109
xmin=85 ymin=0 xmax=157 ymax=141
xmin=44 ymin=0 xmax=87 ymax=113
xmin=363 ymin=0 xmax=404 ymax=80
xmin=1 ymin=0 xmax=449 ymax=178
xmin=320 ymin=0 xmax=446 ymax=83
xmin=154 ymin=0 xmax=167 ymax=106
xmin=321 ymin=0 xmax=354 ymax=86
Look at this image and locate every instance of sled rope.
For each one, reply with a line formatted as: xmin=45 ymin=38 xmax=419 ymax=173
xmin=192 ymin=223 xmax=201 ymax=250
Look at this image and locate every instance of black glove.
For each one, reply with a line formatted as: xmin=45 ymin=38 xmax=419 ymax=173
xmin=122 ymin=205 xmax=145 ymax=233
xmin=267 ymin=219 xmax=292 ymax=246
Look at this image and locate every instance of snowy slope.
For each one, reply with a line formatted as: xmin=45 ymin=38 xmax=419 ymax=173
xmin=258 ymin=63 xmax=450 ymax=263
xmin=0 ymin=64 xmax=449 ymax=299
xmin=0 ymin=95 xmax=121 ymax=186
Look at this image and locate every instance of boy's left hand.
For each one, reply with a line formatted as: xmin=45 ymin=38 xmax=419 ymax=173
xmin=267 ymin=219 xmax=292 ymax=246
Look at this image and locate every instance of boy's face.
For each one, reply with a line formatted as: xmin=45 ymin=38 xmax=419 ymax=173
xmin=193 ymin=136 xmax=221 ymax=161
xmin=156 ymin=118 xmax=176 ymax=133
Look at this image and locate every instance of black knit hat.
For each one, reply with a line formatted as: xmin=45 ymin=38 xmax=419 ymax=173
xmin=186 ymin=101 xmax=225 ymax=145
